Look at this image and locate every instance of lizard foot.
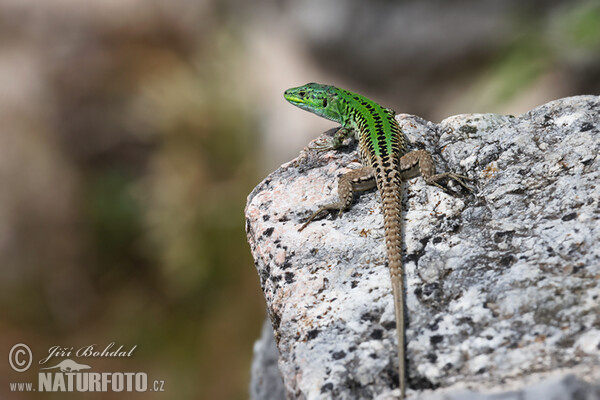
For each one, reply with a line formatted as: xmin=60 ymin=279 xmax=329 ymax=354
xmin=298 ymin=204 xmax=344 ymax=231
xmin=426 ymin=172 xmax=473 ymax=193
xmin=307 ymin=138 xmax=338 ymax=152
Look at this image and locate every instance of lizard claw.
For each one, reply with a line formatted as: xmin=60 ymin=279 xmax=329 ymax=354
xmin=425 ymin=173 xmax=473 ymax=193
xmin=298 ymin=204 xmax=346 ymax=231
xmin=448 ymin=174 xmax=473 ymax=192
xmin=298 ymin=208 xmax=327 ymax=231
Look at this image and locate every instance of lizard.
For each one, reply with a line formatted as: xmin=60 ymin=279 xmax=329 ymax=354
xmin=284 ymin=83 xmax=470 ymax=399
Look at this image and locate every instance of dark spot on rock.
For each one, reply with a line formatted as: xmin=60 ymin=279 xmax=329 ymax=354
xmin=426 ymin=353 xmax=437 ymax=362
xmin=284 ymin=272 xmax=295 ymax=283
xmin=263 ymin=227 xmax=274 ymax=237
xmin=332 ymin=351 xmax=346 ymax=360
xmin=269 ymin=310 xmax=281 ymax=332
xmin=432 ymin=236 xmax=442 ymax=244
xmin=428 ymin=320 xmax=439 ymax=331
xmin=278 ymin=215 xmax=289 ymax=222
xmin=414 ymin=287 xmax=422 ymax=297
xmin=430 ymin=335 xmax=443 ymax=345
xmin=572 ymin=265 xmax=584 ymax=274
xmin=262 ymin=215 xmax=270 ymax=221
xmin=486 ymin=335 xmax=494 ymax=340
xmin=446 ymin=220 xmax=461 ymax=232
xmin=494 ymin=230 xmax=515 ymax=243
xmin=349 ymin=346 xmax=356 ymax=352
xmin=370 ymin=329 xmax=383 ymax=340
xmin=307 ymin=329 xmax=320 ymax=340
xmin=345 ymin=378 xmax=366 ymax=392
xmin=369 ymin=353 xmax=377 ymax=359
xmin=562 ymin=212 xmax=577 ymax=221
xmin=582 ymin=158 xmax=593 ymax=166
xmin=459 ymin=124 xmax=477 ymax=134
xmin=382 ymin=321 xmax=396 ymax=330
xmin=499 ymin=255 xmax=515 ymax=267
xmin=320 ymin=383 xmax=333 ymax=393
xmin=310 ymin=248 xmax=319 ymax=255
xmin=351 ymin=281 xmax=358 ymax=288
xmin=281 ymin=261 xmax=292 ymax=270
xmin=406 ymin=253 xmax=421 ymax=264
xmin=507 ymin=187 xmax=526 ymax=195
xmin=386 ymin=368 xmax=399 ymax=384
xmin=409 ymin=375 xmax=438 ymax=390
xmin=580 ymin=122 xmax=593 ymax=131
xmin=423 ymin=282 xmax=439 ymax=296
xmin=558 ymin=337 xmax=575 ymax=348
xmin=443 ymin=363 xmax=453 ymax=371
xmin=477 ymin=367 xmax=487 ymax=374
xmin=361 ymin=312 xmax=379 ymax=322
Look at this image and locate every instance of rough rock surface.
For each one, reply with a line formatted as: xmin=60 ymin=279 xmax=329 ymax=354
xmin=245 ymin=96 xmax=600 ymax=399
xmin=250 ymin=318 xmax=286 ymax=400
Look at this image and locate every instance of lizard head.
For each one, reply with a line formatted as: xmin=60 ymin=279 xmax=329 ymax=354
xmin=284 ymin=83 xmax=342 ymax=123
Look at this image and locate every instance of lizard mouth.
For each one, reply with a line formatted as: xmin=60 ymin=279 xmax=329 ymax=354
xmin=283 ymin=91 xmax=306 ymax=106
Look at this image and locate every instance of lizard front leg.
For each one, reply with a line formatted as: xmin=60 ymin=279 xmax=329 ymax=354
xmin=399 ymin=149 xmax=472 ymax=191
xmin=299 ymin=167 xmax=376 ymax=231
xmin=308 ymin=127 xmax=353 ymax=152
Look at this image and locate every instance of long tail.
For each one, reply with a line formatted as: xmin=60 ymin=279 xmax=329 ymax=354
xmin=380 ymin=180 xmax=406 ymax=398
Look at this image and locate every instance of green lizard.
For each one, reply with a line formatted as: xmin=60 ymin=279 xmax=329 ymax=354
xmin=284 ymin=83 xmax=470 ymax=399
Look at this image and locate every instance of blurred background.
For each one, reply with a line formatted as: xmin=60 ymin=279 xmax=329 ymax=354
xmin=0 ymin=0 xmax=598 ymax=399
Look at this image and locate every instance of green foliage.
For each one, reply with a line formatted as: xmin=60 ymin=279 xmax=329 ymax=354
xmin=562 ymin=2 xmax=600 ymax=48
xmin=489 ymin=37 xmax=550 ymax=104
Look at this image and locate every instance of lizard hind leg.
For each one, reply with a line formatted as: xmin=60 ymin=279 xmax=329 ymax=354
xmin=399 ymin=149 xmax=472 ymax=192
xmin=298 ymin=167 xmax=376 ymax=231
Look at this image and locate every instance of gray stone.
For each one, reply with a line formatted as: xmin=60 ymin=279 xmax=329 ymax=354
xmin=245 ymin=96 xmax=600 ymax=399
xmin=250 ymin=317 xmax=286 ymax=400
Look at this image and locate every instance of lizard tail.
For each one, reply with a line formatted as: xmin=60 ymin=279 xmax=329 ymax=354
xmin=380 ymin=183 xmax=406 ymax=399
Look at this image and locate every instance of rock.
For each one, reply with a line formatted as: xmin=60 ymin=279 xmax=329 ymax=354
xmin=250 ymin=318 xmax=286 ymax=400
xmin=245 ymin=96 xmax=600 ymax=399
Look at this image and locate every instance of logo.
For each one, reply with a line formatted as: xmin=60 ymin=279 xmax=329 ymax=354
xmin=8 ymin=342 xmax=166 ymax=393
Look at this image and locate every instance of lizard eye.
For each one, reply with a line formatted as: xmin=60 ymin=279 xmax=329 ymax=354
xmin=298 ymin=90 xmax=306 ymax=97
xmin=322 ymin=98 xmax=328 ymax=107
